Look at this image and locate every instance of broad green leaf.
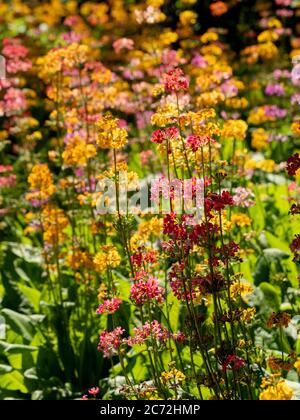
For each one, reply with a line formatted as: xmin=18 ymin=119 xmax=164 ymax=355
xmin=0 ymin=371 xmax=28 ymax=394
xmin=0 ymin=364 xmax=12 ymax=374
xmin=17 ymin=285 xmax=41 ymax=312
xmin=0 ymin=341 xmax=38 ymax=354
xmin=1 ymin=308 xmax=35 ymax=342
xmin=6 ymin=242 xmax=42 ymax=264
xmin=259 ymin=282 xmax=281 ymax=311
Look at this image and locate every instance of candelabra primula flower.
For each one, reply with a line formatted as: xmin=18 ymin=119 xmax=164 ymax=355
xmin=62 ymin=135 xmax=97 ymax=167
xmin=259 ymin=376 xmax=294 ymax=400
xmin=41 ymin=204 xmax=69 ymax=247
xmin=127 ymin=320 xmax=169 ymax=346
xmin=161 ymin=368 xmax=186 ymax=383
xmin=98 ymin=327 xmax=125 ymax=358
xmin=130 ymin=273 xmax=165 ymax=305
xmin=27 ymin=164 xmax=56 ymax=204
xmin=162 ymin=68 xmax=189 ymax=93
xmin=96 ymin=298 xmax=123 ymax=315
xmin=96 ymin=114 xmax=128 ymax=149
xmin=291 ymin=121 xmax=300 ymax=137
xmin=221 ymin=119 xmax=248 ymax=141
xmin=94 ymin=246 xmax=121 ymax=272
xmin=251 ymin=128 xmax=269 ymax=150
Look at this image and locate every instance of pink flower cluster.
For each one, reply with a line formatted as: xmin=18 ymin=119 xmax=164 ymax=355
xmin=2 ymin=38 xmax=31 ymax=74
xmin=0 ymin=165 xmax=16 ymax=189
xmin=232 ymin=187 xmax=255 ymax=208
xmin=162 ymin=68 xmax=189 ymax=93
xmin=113 ymin=38 xmax=134 ymax=54
xmin=98 ymin=327 xmax=125 ymax=358
xmin=186 ymin=135 xmax=215 ymax=152
xmin=151 ymin=126 xmax=179 ymax=144
xmin=130 ymin=271 xmax=164 ymax=305
xmin=127 ymin=320 xmax=169 ymax=346
xmin=96 ymin=298 xmax=123 ymax=315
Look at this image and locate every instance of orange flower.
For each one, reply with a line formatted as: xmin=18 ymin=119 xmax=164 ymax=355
xmin=210 ymin=1 xmax=228 ymax=17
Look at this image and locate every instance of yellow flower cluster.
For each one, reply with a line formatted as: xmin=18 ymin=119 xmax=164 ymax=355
xmin=94 ymin=245 xmax=121 ymax=272
xmin=255 ymin=159 xmax=276 ymax=173
xmin=259 ymin=376 xmax=294 ymax=400
xmin=291 ymin=121 xmax=300 ymax=137
xmin=151 ymin=104 xmax=177 ymax=127
xmin=248 ymin=107 xmax=274 ymax=125
xmin=241 ymin=308 xmax=256 ymax=322
xmin=62 ymin=136 xmax=97 ymax=166
xmin=258 ymin=42 xmax=278 ymax=60
xmin=222 ymin=120 xmax=248 ymax=141
xmin=37 ymin=43 xmax=90 ymax=80
xmin=200 ymin=31 xmax=219 ymax=44
xmin=294 ymin=358 xmax=300 ymax=373
xmin=251 ymin=128 xmax=269 ymax=150
xmin=230 ymin=213 xmax=252 ymax=228
xmin=97 ymin=283 xmax=108 ymax=301
xmin=258 ymin=30 xmax=279 ymax=43
xmin=196 ymin=89 xmax=225 ymax=108
xmin=161 ymin=368 xmax=186 ymax=383
xmin=41 ymin=204 xmax=69 ymax=246
xmin=66 ymin=250 xmax=94 ymax=271
xmin=130 ymin=217 xmax=162 ymax=251
xmin=96 ymin=114 xmax=128 ymax=149
xmin=27 ymin=164 xmax=56 ymax=201
xmin=230 ymin=282 xmax=254 ymax=300
xmin=179 ymin=10 xmax=197 ymax=26
xmin=225 ymin=97 xmax=248 ymax=109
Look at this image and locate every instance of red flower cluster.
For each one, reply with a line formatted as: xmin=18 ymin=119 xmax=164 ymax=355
xmin=290 ymin=234 xmax=300 ymax=262
xmin=131 ymin=250 xmax=157 ymax=267
xmin=187 ymin=135 xmax=215 ymax=152
xmin=163 ymin=213 xmax=194 ymax=240
xmin=222 ymin=355 xmax=245 ymax=372
xmin=205 ymin=191 xmax=234 ymax=214
xmin=151 ymin=126 xmax=179 ymax=144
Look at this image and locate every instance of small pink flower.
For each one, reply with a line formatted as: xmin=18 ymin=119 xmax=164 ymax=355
xmin=88 ymin=387 xmax=100 ymax=396
xmin=140 ymin=150 xmax=154 ymax=166
xmin=127 ymin=320 xmax=169 ymax=346
xmin=98 ymin=327 xmax=125 ymax=358
xmin=113 ymin=38 xmax=134 ymax=54
xmin=187 ymin=135 xmax=215 ymax=152
xmin=163 ymin=68 xmax=189 ymax=93
xmin=96 ymin=298 xmax=122 ymax=315
xmin=130 ymin=273 xmax=165 ymax=306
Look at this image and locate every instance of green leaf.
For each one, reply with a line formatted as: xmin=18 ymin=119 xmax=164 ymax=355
xmin=263 ymin=248 xmax=290 ymax=261
xmin=17 ymin=285 xmax=41 ymax=312
xmin=0 ymin=341 xmax=38 ymax=354
xmin=249 ymin=186 xmax=265 ymax=231
xmin=0 ymin=364 xmax=13 ymax=374
xmin=0 ymin=371 xmax=28 ymax=394
xmin=259 ymin=282 xmax=281 ymax=311
xmin=6 ymin=243 xmax=42 ymax=264
xmin=253 ymin=256 xmax=270 ymax=286
xmin=1 ymin=308 xmax=35 ymax=342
